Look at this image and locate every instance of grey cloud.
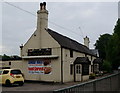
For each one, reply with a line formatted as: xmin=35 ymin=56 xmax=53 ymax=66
xmin=2 ymin=2 xmax=118 ymax=55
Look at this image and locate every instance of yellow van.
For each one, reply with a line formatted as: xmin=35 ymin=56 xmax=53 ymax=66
xmin=0 ymin=69 xmax=24 ymax=86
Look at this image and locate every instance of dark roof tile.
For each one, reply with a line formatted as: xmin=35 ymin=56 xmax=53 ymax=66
xmin=93 ymin=58 xmax=103 ymax=64
xmin=74 ymin=57 xmax=91 ymax=64
xmin=46 ymin=28 xmax=96 ymax=56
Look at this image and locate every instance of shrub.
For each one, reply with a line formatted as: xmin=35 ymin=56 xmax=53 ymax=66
xmin=89 ymin=73 xmax=96 ymax=79
xmin=102 ymin=60 xmax=112 ymax=73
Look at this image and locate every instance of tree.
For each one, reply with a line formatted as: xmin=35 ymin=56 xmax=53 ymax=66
xmin=94 ymin=34 xmax=112 ymax=59
xmin=102 ymin=60 xmax=112 ymax=72
xmin=95 ymin=19 xmax=120 ymax=71
xmin=1 ymin=54 xmax=22 ymax=61
xmin=107 ymin=19 xmax=120 ymax=69
xmin=2 ymin=54 xmax=11 ymax=61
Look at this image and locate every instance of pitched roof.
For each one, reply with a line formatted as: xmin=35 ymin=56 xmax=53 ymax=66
xmin=93 ymin=58 xmax=103 ymax=64
xmin=90 ymin=49 xmax=99 ymax=57
xmin=74 ymin=57 xmax=91 ymax=64
xmin=46 ymin=28 xmax=96 ymax=56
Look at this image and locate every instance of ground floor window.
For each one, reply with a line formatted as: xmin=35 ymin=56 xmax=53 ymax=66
xmin=70 ymin=49 xmax=73 ymax=57
xmin=82 ymin=64 xmax=89 ymax=75
xmin=70 ymin=64 xmax=73 ymax=75
xmin=91 ymin=65 xmax=93 ymax=72
xmin=76 ymin=65 xmax=81 ymax=74
xmin=94 ymin=64 xmax=99 ymax=73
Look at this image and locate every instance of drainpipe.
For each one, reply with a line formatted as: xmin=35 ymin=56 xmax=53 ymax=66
xmin=74 ymin=63 xmax=76 ymax=82
xmin=61 ymin=47 xmax=63 ymax=84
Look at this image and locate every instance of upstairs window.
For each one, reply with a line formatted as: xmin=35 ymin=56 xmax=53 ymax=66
xmin=76 ymin=65 xmax=81 ymax=74
xmin=70 ymin=49 xmax=73 ymax=57
xmin=9 ymin=62 xmax=11 ymax=65
xmin=82 ymin=64 xmax=89 ymax=75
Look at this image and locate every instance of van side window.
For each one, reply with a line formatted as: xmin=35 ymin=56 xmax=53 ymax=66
xmin=3 ymin=70 xmax=9 ymax=74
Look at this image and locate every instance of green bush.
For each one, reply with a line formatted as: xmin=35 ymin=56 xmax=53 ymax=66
xmin=89 ymin=73 xmax=96 ymax=79
xmin=102 ymin=60 xmax=112 ymax=73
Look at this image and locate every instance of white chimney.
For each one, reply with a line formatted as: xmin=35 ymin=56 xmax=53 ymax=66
xmin=36 ymin=2 xmax=48 ymax=47
xmin=84 ymin=36 xmax=90 ymax=48
xmin=37 ymin=2 xmax=48 ymax=30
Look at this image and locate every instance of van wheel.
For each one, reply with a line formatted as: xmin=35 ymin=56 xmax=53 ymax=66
xmin=19 ymin=82 xmax=24 ymax=86
xmin=5 ymin=80 xmax=12 ymax=87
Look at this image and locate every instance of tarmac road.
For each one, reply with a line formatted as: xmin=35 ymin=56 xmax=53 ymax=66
xmin=2 ymin=71 xmax=120 ymax=93
xmin=1 ymin=81 xmax=81 ymax=92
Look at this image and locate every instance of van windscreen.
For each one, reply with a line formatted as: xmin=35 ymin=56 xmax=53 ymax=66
xmin=11 ymin=70 xmax=22 ymax=74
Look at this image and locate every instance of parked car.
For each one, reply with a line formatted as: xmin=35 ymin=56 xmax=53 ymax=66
xmin=0 ymin=69 xmax=24 ymax=86
xmin=118 ymin=66 xmax=120 ymax=72
xmin=118 ymin=66 xmax=120 ymax=70
xmin=89 ymin=73 xmax=96 ymax=79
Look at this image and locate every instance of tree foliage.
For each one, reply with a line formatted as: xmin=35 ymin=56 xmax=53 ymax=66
xmin=102 ymin=60 xmax=112 ymax=72
xmin=108 ymin=19 xmax=120 ymax=69
xmin=94 ymin=34 xmax=112 ymax=59
xmin=0 ymin=54 xmax=22 ymax=61
xmin=95 ymin=19 xmax=120 ymax=70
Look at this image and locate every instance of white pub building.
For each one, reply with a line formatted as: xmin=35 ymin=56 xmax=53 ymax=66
xmin=2 ymin=2 xmax=102 ymax=83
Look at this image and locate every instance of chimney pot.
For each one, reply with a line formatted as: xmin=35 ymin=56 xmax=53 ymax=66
xmin=43 ymin=2 xmax=46 ymax=6
xmin=43 ymin=2 xmax=46 ymax=10
xmin=40 ymin=2 xmax=46 ymax=10
xmin=40 ymin=3 xmax=43 ymax=10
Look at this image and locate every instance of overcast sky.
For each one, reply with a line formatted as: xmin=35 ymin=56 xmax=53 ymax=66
xmin=2 ymin=1 xmax=119 ymax=56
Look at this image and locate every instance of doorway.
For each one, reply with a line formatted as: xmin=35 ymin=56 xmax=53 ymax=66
xmin=75 ymin=64 xmax=82 ymax=81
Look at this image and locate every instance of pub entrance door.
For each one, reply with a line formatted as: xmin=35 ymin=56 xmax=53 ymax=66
xmin=75 ymin=64 xmax=82 ymax=81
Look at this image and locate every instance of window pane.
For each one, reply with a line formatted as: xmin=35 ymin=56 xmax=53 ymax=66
xmin=70 ymin=50 xmax=73 ymax=57
xmin=11 ymin=70 xmax=21 ymax=74
xmin=70 ymin=64 xmax=73 ymax=75
xmin=82 ymin=64 xmax=89 ymax=75
xmin=3 ymin=70 xmax=9 ymax=74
